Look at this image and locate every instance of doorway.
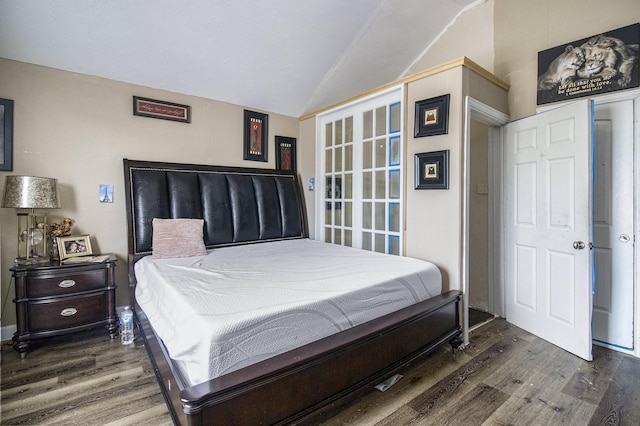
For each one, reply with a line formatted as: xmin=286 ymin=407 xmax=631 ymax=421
xmin=468 ymin=119 xmax=493 ymax=325
xmin=463 ymin=94 xmax=638 ymax=357
xmin=592 ymin=99 xmax=635 ymax=351
xmin=461 ymin=97 xmax=510 ymax=344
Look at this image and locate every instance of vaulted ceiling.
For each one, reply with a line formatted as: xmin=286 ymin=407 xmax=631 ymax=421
xmin=0 ymin=0 xmax=479 ymax=117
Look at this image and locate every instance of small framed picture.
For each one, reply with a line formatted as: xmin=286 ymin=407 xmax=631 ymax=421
xmin=133 ymin=96 xmax=191 ymax=123
xmin=275 ymin=136 xmax=296 ymax=172
xmin=99 ymin=184 xmax=114 ymax=203
xmin=244 ymin=109 xmax=268 ymax=162
xmin=415 ymin=150 xmax=449 ymax=190
xmin=57 ymin=234 xmax=93 ymax=259
xmin=414 ymin=94 xmax=450 ymax=138
xmin=0 ymin=98 xmax=14 ymax=171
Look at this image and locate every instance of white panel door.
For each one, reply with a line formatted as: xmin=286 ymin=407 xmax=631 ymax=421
xmin=504 ymin=100 xmax=593 ymax=361
xmin=592 ymin=100 xmax=634 ymax=349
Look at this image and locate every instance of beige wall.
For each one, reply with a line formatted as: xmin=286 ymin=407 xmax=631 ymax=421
xmin=494 ymin=0 xmax=640 ymax=119
xmin=405 ymin=67 xmax=464 ymax=291
xmin=298 ymin=117 xmax=317 ymax=239
xmin=411 ymin=0 xmax=639 ymax=119
xmin=405 ymin=66 xmax=508 ymax=292
xmin=462 ymin=66 xmax=510 ymax=113
xmin=468 ymin=119 xmax=490 ymax=310
xmin=0 ymin=58 xmax=299 ymax=329
xmin=406 ymin=0 xmax=495 ymax=75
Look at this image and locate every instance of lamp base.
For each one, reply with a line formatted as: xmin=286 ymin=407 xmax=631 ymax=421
xmin=16 ymin=212 xmax=49 ymax=263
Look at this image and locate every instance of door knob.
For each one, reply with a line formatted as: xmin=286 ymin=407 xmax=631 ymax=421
xmin=619 ymin=234 xmax=630 ymax=243
xmin=573 ymin=241 xmax=585 ymax=250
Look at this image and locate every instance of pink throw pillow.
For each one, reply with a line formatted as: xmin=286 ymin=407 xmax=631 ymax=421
xmin=152 ymin=218 xmax=207 ymax=259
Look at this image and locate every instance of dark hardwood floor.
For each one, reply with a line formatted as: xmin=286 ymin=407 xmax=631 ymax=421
xmin=0 ymin=332 xmax=171 ymax=426
xmin=2 ymin=318 xmax=639 ymax=425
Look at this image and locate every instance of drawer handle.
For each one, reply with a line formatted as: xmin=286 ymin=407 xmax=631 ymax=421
xmin=60 ymin=308 xmax=78 ymax=317
xmin=59 ymin=279 xmax=76 ymax=288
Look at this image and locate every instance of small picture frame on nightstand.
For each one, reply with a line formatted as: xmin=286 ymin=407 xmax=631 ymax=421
xmin=57 ymin=234 xmax=93 ymax=260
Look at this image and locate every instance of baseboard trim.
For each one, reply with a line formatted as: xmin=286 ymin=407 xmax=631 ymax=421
xmin=1 ymin=324 xmax=16 ymax=343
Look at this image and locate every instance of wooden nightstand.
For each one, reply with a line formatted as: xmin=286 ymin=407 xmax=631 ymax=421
xmin=10 ymin=255 xmax=118 ymax=357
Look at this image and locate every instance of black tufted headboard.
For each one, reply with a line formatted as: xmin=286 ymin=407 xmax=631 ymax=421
xmin=123 ymin=159 xmax=308 ymax=297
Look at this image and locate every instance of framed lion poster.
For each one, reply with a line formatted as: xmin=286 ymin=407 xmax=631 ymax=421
xmin=537 ymin=23 xmax=639 ymax=105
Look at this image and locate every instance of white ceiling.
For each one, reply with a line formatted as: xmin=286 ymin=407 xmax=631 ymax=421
xmin=0 ymin=0 xmax=478 ymax=117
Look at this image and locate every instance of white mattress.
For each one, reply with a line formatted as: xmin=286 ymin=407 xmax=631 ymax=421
xmin=134 ymin=239 xmax=442 ymax=387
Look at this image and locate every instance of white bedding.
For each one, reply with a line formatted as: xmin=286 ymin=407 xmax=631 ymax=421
xmin=134 ymin=239 xmax=442 ymax=386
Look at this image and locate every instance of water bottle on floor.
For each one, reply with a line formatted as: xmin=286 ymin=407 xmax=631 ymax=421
xmin=120 ymin=306 xmax=134 ymax=345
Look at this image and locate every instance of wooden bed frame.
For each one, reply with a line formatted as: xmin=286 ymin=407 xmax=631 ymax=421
xmin=124 ymin=159 xmax=462 ymax=425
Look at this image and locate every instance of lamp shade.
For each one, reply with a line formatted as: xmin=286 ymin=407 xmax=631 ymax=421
xmin=2 ymin=176 xmax=61 ymax=209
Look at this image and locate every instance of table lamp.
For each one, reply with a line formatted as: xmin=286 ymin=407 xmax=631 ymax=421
xmin=2 ymin=175 xmax=61 ymax=264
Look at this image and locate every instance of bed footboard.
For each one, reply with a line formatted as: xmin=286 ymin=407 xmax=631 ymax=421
xmin=138 ymin=290 xmax=461 ymax=426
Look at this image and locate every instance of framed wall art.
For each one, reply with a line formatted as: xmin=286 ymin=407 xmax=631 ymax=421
xmin=133 ymin=96 xmax=191 ymax=123
xmin=99 ymin=184 xmax=114 ymax=203
xmin=0 ymin=98 xmax=14 ymax=171
xmin=537 ymin=23 xmax=639 ymax=105
xmin=275 ymin=136 xmax=296 ymax=172
xmin=415 ymin=150 xmax=449 ymax=190
xmin=414 ymin=94 xmax=450 ymax=138
xmin=244 ymin=110 xmax=269 ymax=162
xmin=57 ymin=234 xmax=93 ymax=259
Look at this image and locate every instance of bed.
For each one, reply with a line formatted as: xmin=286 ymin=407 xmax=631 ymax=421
xmin=124 ymin=159 xmax=462 ymax=425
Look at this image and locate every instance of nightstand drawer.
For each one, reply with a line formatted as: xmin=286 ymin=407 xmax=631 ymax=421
xmin=27 ymin=269 xmax=106 ymax=297
xmin=29 ymin=294 xmax=106 ymax=332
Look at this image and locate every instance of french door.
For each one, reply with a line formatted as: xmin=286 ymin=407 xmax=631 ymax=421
xmin=317 ymin=87 xmax=404 ymax=254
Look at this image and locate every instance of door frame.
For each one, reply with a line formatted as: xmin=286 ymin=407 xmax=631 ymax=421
xmin=635 ymin=93 xmax=639 ymax=359
xmin=462 ymin=96 xmax=509 ymax=346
